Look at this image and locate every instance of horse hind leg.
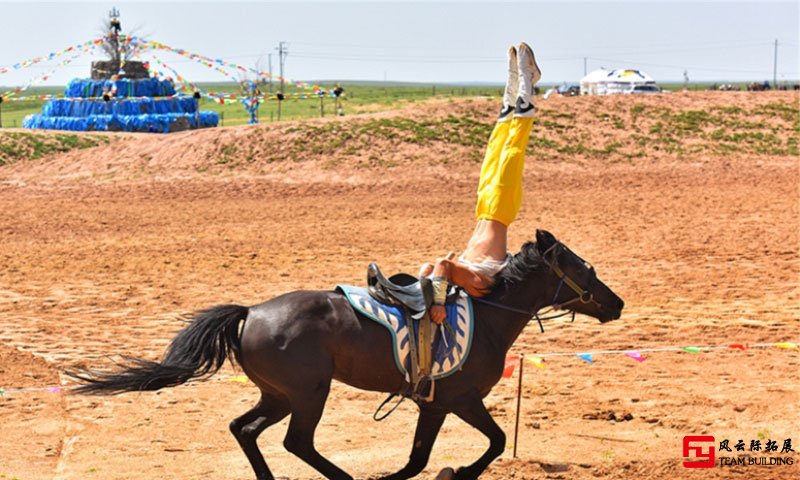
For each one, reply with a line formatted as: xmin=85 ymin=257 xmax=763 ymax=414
xmin=230 ymin=391 xmax=291 ymax=480
xmin=282 ymin=378 xmax=353 ymax=480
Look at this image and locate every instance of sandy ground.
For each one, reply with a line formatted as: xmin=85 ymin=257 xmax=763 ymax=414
xmin=0 ymin=92 xmax=798 ymax=480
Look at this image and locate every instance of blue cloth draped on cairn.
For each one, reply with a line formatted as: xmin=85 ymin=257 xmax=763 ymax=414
xmin=24 ymin=78 xmax=219 ymax=133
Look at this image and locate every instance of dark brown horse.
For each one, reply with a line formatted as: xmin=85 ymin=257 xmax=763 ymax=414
xmin=73 ymin=230 xmax=623 ymax=480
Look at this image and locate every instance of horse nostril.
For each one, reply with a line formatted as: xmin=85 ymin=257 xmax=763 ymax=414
xmin=616 ymin=299 xmax=625 ymax=311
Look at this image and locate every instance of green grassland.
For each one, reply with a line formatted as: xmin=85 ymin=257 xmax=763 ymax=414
xmin=0 ymin=82 xmax=504 ymax=129
xmin=0 ymin=80 xmax=766 ymax=129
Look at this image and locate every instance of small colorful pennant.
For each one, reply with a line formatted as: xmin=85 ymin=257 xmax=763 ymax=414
xmin=625 ymin=350 xmax=647 ymax=362
xmin=503 ymin=356 xmax=520 ymax=378
xmin=527 ymin=356 xmax=546 ymax=369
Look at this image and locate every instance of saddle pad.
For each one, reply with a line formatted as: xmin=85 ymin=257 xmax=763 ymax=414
xmin=336 ymin=285 xmax=473 ymax=380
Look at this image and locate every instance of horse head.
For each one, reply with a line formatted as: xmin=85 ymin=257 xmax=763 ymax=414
xmin=534 ymin=229 xmax=624 ymax=323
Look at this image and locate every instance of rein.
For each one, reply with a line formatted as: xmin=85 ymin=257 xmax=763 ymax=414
xmin=473 ymin=242 xmax=602 ymax=333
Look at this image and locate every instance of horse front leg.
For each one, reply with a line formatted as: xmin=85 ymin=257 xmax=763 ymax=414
xmin=450 ymin=395 xmax=505 ymax=480
xmin=376 ymin=405 xmax=447 ymax=480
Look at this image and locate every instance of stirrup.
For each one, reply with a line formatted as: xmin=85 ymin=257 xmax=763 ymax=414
xmin=413 ymin=375 xmax=435 ymax=403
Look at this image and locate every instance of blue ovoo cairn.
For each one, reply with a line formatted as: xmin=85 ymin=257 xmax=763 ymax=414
xmin=24 ymin=67 xmax=219 ymax=133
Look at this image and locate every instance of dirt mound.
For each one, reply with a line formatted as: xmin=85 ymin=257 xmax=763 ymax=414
xmin=1 ymin=91 xmax=797 ymax=186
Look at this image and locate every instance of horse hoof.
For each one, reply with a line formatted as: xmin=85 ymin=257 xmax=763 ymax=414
xmin=435 ymin=467 xmax=455 ymax=480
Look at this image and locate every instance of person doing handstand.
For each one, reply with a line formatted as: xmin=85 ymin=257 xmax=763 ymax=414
xmin=421 ymin=42 xmax=541 ymax=324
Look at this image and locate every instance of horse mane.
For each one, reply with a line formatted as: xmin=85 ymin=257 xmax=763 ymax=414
xmin=493 ymin=241 xmax=547 ymax=291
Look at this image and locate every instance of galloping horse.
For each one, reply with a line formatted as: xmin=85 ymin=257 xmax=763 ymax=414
xmin=74 ymin=230 xmax=624 ymax=480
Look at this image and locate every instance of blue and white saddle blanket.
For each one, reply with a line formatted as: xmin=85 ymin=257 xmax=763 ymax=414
xmin=336 ymin=285 xmax=474 ymax=380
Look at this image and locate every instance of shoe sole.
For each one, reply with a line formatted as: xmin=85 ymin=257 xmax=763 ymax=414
xmin=519 ymin=42 xmax=542 ymax=85
xmin=504 ymin=46 xmax=519 ymax=107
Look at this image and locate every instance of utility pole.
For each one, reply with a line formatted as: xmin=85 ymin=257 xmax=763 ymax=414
xmin=276 ymin=41 xmax=287 ymax=120
xmin=583 ymin=57 xmax=587 ymax=76
xmin=277 ymin=41 xmax=287 ymax=92
xmin=773 ymin=39 xmax=778 ymax=87
xmin=268 ymin=53 xmax=273 ymax=92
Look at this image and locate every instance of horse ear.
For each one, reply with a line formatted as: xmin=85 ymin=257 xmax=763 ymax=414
xmin=536 ymin=229 xmax=556 ymax=252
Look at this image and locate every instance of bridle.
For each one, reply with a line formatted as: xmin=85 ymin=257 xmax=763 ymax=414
xmin=474 ymin=241 xmax=603 ymax=333
xmin=541 ymin=242 xmax=603 ymax=310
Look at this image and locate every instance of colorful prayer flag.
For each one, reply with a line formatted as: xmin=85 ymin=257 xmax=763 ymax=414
xmin=526 ymin=357 xmax=545 ymax=369
xmin=625 ymin=351 xmax=647 ymax=362
xmin=577 ymin=353 xmax=593 ymax=363
xmin=503 ymin=356 xmax=520 ymax=378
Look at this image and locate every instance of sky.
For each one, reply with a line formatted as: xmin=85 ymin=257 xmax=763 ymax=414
xmin=0 ymin=1 xmax=798 ymax=89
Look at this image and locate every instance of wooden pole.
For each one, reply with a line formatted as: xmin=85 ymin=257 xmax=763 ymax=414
xmin=513 ymin=354 xmax=524 ymax=458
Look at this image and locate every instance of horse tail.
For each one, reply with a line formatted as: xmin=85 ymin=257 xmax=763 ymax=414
xmin=71 ymin=304 xmax=249 ymax=395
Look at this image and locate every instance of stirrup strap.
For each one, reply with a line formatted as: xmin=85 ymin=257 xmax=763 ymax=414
xmin=418 ymin=311 xmax=432 ymax=377
xmin=405 ymin=306 xmax=420 ymax=388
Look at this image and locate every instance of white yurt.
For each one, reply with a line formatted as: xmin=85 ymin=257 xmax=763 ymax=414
xmin=580 ymin=68 xmax=611 ymax=95
xmin=580 ymin=68 xmax=657 ymax=95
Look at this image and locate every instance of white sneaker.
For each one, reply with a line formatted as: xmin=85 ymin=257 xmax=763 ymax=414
xmin=515 ymin=42 xmax=541 ymax=118
xmin=499 ymin=46 xmax=518 ymax=122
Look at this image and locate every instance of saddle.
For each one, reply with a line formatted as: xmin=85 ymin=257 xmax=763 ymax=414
xmin=367 ymin=263 xmax=431 ymax=316
xmin=367 ymin=263 xmax=462 ymax=313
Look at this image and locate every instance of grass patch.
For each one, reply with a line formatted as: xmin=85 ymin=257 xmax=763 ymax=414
xmin=0 ymin=131 xmax=109 ymax=165
xmin=288 ymin=114 xmax=493 ymax=156
xmin=752 ymin=102 xmax=799 ymax=122
xmin=217 ymin=144 xmax=238 ymax=165
xmin=668 ymin=110 xmax=713 ymax=132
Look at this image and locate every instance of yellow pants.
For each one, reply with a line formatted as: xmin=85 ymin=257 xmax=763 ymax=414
xmin=475 ymin=117 xmax=534 ymax=226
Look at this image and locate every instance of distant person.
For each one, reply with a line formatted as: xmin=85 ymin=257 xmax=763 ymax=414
xmin=419 ymin=42 xmax=541 ymax=323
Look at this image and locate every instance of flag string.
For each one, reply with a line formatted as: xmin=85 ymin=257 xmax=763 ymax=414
xmin=1 ymin=342 xmax=796 ymax=396
xmin=528 ymin=341 xmax=797 ymax=358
